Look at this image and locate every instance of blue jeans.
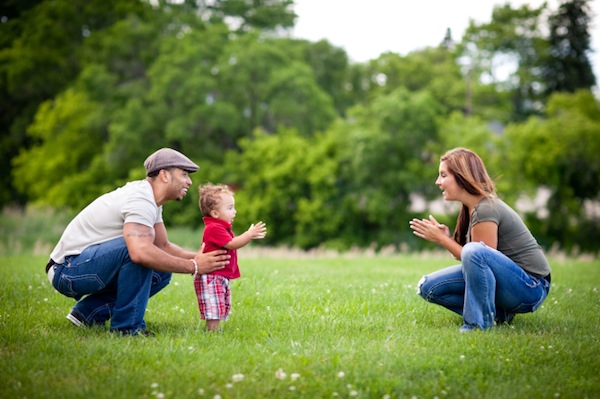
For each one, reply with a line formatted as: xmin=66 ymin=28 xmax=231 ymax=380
xmin=51 ymin=237 xmax=171 ymax=334
xmin=417 ymin=242 xmax=550 ymax=330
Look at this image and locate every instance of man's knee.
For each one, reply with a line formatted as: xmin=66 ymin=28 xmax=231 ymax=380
xmin=150 ymin=271 xmax=172 ymax=296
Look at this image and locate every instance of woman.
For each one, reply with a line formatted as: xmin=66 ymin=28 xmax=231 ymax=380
xmin=409 ymin=148 xmax=551 ymax=332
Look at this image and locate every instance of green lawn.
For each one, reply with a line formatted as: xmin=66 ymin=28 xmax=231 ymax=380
xmin=1 ymin=252 xmax=599 ymax=399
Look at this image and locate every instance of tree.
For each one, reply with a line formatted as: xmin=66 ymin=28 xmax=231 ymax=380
xmin=0 ymin=0 xmax=150 ymax=207
xmin=336 ymin=88 xmax=444 ymax=247
xmin=216 ymin=33 xmax=336 ymax=137
xmin=199 ymin=0 xmax=296 ymax=32
xmin=352 ymin=48 xmax=467 ymax=119
xmin=300 ymin=39 xmax=353 ymax=115
xmin=459 ymin=3 xmax=548 ymax=121
xmin=500 ymin=90 xmax=600 ymax=252
xmin=543 ymin=0 xmax=596 ymax=94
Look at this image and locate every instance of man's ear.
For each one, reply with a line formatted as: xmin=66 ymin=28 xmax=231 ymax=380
xmin=159 ymin=169 xmax=170 ymax=182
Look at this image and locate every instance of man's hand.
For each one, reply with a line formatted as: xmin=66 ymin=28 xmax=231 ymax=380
xmin=194 ymin=243 xmax=230 ymax=274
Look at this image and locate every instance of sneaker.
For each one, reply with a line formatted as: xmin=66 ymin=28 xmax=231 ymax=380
xmin=66 ymin=309 xmax=90 ymax=328
xmin=459 ymin=323 xmax=478 ymax=333
xmin=111 ymin=328 xmax=155 ymax=337
xmin=495 ymin=309 xmax=515 ymax=325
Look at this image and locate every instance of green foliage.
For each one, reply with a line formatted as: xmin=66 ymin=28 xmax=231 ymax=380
xmin=3 ymin=0 xmax=599 ymax=253
xmin=460 ymin=3 xmax=549 ymax=120
xmin=217 ymin=88 xmax=445 ymax=250
xmin=500 ymin=90 xmax=600 ymax=252
xmin=359 ymin=48 xmax=466 ymax=115
xmin=221 ymin=128 xmax=313 ymax=246
xmin=11 ymin=89 xmax=105 ymax=208
xmin=544 ymin=0 xmax=596 ymax=94
xmin=205 ymin=0 xmax=296 ymax=31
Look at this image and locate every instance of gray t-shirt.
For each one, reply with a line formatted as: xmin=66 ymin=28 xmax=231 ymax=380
xmin=467 ymin=197 xmax=551 ymax=278
xmin=49 ymin=180 xmax=163 ymax=264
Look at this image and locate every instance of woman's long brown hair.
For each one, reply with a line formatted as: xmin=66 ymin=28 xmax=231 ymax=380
xmin=440 ymin=148 xmax=496 ymax=245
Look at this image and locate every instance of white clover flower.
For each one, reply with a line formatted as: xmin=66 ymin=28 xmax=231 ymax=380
xmin=459 ymin=355 xmax=465 ymax=360
xmin=337 ymin=371 xmax=345 ymax=378
xmin=174 ymin=282 xmax=180 ymax=286
xmin=151 ymin=382 xmax=159 ymax=389
xmin=275 ymin=368 xmax=286 ymax=380
xmin=225 ymin=383 xmax=233 ymax=389
xmin=290 ymin=373 xmax=300 ymax=381
xmin=289 ymin=386 xmax=296 ymax=391
xmin=197 ymin=388 xmax=205 ymax=395
xmin=383 ymin=395 xmax=391 ymax=399
xmin=349 ymin=390 xmax=358 ymax=396
xmin=232 ymin=374 xmax=244 ymax=383
xmin=213 ymin=395 xmax=222 ymax=399
xmin=28 ymin=286 xmax=32 ymax=290
xmin=156 ymin=394 xmax=165 ymax=399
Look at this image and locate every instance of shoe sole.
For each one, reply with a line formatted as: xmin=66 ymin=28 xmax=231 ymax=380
xmin=66 ymin=312 xmax=86 ymax=327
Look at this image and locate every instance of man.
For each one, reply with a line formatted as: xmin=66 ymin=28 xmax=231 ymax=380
xmin=46 ymin=148 xmax=230 ymax=335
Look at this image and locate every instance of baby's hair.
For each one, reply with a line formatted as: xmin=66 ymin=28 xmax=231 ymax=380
xmin=198 ymin=183 xmax=233 ymax=216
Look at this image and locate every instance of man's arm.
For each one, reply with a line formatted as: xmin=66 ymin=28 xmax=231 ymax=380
xmin=123 ymin=222 xmax=229 ymax=274
xmin=153 ymin=222 xmax=196 ymax=258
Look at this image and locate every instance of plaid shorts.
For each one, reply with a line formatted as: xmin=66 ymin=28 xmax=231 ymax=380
xmin=194 ymin=274 xmax=231 ymax=320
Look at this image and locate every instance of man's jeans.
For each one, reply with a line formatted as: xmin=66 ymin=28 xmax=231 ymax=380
xmin=50 ymin=237 xmax=171 ymax=334
xmin=417 ymin=242 xmax=551 ymax=330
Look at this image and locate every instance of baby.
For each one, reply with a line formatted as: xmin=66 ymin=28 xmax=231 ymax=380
xmin=194 ymin=183 xmax=267 ymax=331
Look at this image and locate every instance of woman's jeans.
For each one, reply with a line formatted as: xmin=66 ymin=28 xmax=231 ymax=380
xmin=51 ymin=237 xmax=171 ymax=334
xmin=417 ymin=242 xmax=551 ymax=330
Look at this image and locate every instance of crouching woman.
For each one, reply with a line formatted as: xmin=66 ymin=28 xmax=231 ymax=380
xmin=409 ymin=148 xmax=551 ymax=332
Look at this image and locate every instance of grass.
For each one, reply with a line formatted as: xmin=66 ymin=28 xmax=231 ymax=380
xmin=1 ymin=250 xmax=599 ymax=399
xmin=1 ymin=208 xmax=599 ymax=398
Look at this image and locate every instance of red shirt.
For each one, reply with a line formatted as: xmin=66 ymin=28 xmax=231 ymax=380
xmin=201 ymin=216 xmax=240 ymax=279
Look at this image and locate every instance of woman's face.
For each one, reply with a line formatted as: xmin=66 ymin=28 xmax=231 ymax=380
xmin=436 ymin=161 xmax=461 ymax=201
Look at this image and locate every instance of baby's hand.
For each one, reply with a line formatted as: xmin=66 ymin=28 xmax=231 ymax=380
xmin=248 ymin=221 xmax=267 ymax=239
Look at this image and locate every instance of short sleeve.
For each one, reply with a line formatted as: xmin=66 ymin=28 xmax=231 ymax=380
xmin=122 ymin=184 xmax=162 ymax=227
xmin=204 ymin=224 xmax=233 ymax=248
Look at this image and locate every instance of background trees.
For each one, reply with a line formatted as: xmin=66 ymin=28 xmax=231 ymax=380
xmin=2 ymin=0 xmax=599 ymax=253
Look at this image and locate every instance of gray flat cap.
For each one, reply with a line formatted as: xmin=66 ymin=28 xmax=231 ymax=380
xmin=144 ymin=148 xmax=199 ymax=176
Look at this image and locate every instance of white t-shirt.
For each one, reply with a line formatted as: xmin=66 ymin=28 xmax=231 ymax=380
xmin=49 ymin=180 xmax=163 ymax=264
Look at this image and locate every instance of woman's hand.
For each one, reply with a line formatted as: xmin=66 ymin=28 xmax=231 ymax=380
xmin=409 ymin=215 xmax=450 ymax=244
